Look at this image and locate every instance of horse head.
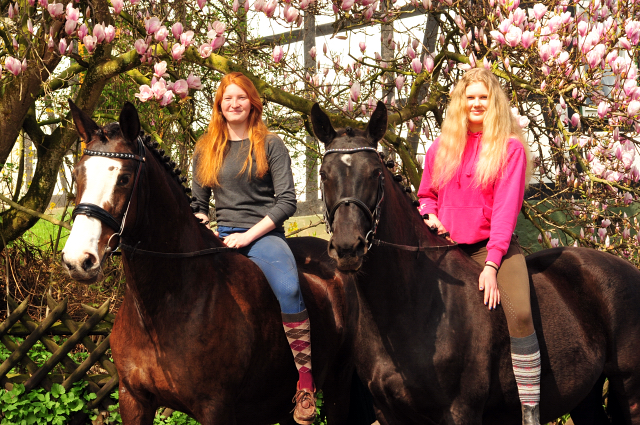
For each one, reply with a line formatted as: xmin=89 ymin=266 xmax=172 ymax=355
xmin=311 ymin=101 xmax=388 ymax=271
xmin=61 ymin=100 xmax=143 ymax=283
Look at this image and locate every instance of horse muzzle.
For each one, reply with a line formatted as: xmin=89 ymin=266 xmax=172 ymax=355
xmin=60 ymin=251 xmax=104 ymax=283
xmin=328 ymin=234 xmax=367 ymax=272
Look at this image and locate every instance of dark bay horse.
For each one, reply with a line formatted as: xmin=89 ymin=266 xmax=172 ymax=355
xmin=61 ymin=101 xmax=367 ymax=425
xmin=311 ymin=101 xmax=640 ymax=425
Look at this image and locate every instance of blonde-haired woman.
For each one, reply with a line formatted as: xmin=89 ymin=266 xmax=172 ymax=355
xmin=191 ymin=72 xmax=316 ymax=424
xmin=417 ymin=68 xmax=540 ymax=425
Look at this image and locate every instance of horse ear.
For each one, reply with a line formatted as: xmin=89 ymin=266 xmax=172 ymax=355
xmin=310 ymin=103 xmax=337 ymax=146
xmin=365 ymin=101 xmax=388 ymax=146
xmin=68 ymin=99 xmax=100 ymax=142
xmin=119 ymin=102 xmax=141 ymax=144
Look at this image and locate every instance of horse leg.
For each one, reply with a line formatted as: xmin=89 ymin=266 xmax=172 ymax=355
xmin=194 ymin=403 xmax=238 ymax=425
xmin=607 ymin=375 xmax=640 ymax=425
xmin=569 ymin=374 xmax=610 ymax=425
xmin=118 ymin=386 xmax=157 ymax=425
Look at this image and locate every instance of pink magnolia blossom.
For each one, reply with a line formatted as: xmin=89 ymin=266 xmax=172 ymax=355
xmin=601 ymin=218 xmax=612 ymax=228
xmin=359 ymin=42 xmax=366 ymax=53
xmin=151 ymin=63 xmax=166 ymax=79
xmin=587 ymin=44 xmax=606 ymax=68
xmin=78 ymin=24 xmax=88 ymax=40
xmin=423 ymin=54 xmax=434 ymax=72
xmin=145 ymin=17 xmax=161 ymax=34
xmin=198 ymin=43 xmax=213 ymax=58
xmin=364 ymin=4 xmax=375 ymax=20
xmin=66 ymin=3 xmax=80 ymax=21
xmin=151 ymin=78 xmax=167 ymax=100
xmin=406 ymin=46 xmax=416 ymax=60
xmin=625 ymin=20 xmax=640 ymax=45
xmin=135 ymin=39 xmax=148 ymax=55
xmin=172 ymin=79 xmax=189 ymax=99
xmin=548 ymin=39 xmax=562 ymax=57
xmin=512 ymin=8 xmax=526 ymax=26
xmin=483 ymin=57 xmax=491 ymax=70
xmin=155 ymin=26 xmax=169 ymax=42
xmin=628 ymin=100 xmax=640 ymax=117
xmin=12 ymin=36 xmax=18 ymax=51
xmin=197 ymin=0 xmax=206 ymax=9
xmin=211 ymin=35 xmax=225 ymax=50
xmin=187 ymin=73 xmax=203 ymax=90
xmin=341 ymin=0 xmax=355 ymax=10
xmin=65 ymin=19 xmax=78 ymax=36
xmin=557 ymin=51 xmax=570 ymax=64
xmin=93 ymin=24 xmax=106 ymax=43
xmin=597 ymin=101 xmax=610 ymax=118
xmin=263 ymin=0 xmax=277 ymax=17
xmin=8 ymin=3 xmax=16 ymax=19
xmin=232 ymin=0 xmax=240 ymax=12
xmin=395 ymin=75 xmax=405 ymax=92
xmin=309 ymin=46 xmax=317 ymax=60
xmin=135 ymin=85 xmax=154 ymax=102
xmin=624 ymin=79 xmax=638 ymax=98
xmin=498 ymin=18 xmax=512 ymax=34
xmin=612 ymin=56 xmax=629 ymax=75
xmin=83 ymin=35 xmax=97 ymax=53
xmin=104 ymin=25 xmax=116 ymax=43
xmin=570 ymin=113 xmax=580 ymax=127
xmin=172 ymin=23 xmax=184 ymax=40
xmin=171 ymin=43 xmax=185 ymax=60
xmin=521 ymin=31 xmax=535 ymax=48
xmin=59 ymin=38 xmax=68 ymax=55
xmin=254 ymin=0 xmax=265 ymax=12
xmin=38 ymin=0 xmax=47 ymax=8
xmin=272 ymin=45 xmax=284 ymax=63
xmin=490 ymin=30 xmax=506 ymax=45
xmin=284 ymin=4 xmax=299 ymax=22
xmin=27 ymin=19 xmax=33 ymax=34
xmin=159 ymin=90 xmax=175 ymax=107
xmin=624 ymin=192 xmax=634 ymax=205
xmin=518 ymin=115 xmax=530 ymax=128
xmin=180 ymin=31 xmax=194 ymax=47
xmin=5 ymin=56 xmax=22 ymax=76
xmin=619 ymin=37 xmax=632 ymax=50
xmin=350 ymin=82 xmax=361 ymax=101
xmin=411 ymin=57 xmax=422 ymax=73
xmin=577 ymin=21 xmax=589 ymax=37
xmin=48 ymin=3 xmax=64 ymax=18
xmin=505 ymin=26 xmax=522 ymax=47
xmin=213 ymin=21 xmax=226 ymax=36
xmin=112 ymin=0 xmax=124 ymax=14
xmin=460 ymin=31 xmax=471 ymax=50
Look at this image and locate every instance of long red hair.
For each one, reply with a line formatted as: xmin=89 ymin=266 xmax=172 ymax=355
xmin=195 ymin=72 xmax=269 ymax=187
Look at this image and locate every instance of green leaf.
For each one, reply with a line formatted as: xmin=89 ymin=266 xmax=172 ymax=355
xmin=50 ymin=383 xmax=64 ymax=398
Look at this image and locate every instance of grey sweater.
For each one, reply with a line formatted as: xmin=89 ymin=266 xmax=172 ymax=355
xmin=191 ymin=134 xmax=297 ymax=232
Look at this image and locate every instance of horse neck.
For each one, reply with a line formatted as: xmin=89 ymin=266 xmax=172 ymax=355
xmin=376 ymin=166 xmax=443 ymax=248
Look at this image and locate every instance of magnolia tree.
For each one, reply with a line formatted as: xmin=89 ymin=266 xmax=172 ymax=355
xmin=0 ymin=0 xmax=639 ymax=263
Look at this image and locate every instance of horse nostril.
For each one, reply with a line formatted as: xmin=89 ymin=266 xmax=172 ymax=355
xmin=81 ymin=253 xmax=97 ymax=271
xmin=60 ymin=252 xmax=74 ymax=270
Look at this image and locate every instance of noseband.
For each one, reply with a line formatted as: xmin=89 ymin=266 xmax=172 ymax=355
xmin=322 ymin=147 xmax=384 ymax=247
xmin=72 ymin=136 xmax=146 ymax=251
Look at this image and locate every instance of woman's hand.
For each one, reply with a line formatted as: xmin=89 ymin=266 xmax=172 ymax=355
xmin=423 ymin=214 xmax=448 ymax=235
xmin=479 ymin=262 xmax=500 ymax=310
xmin=195 ymin=213 xmax=209 ymax=225
xmin=222 ymin=232 xmax=254 ymax=249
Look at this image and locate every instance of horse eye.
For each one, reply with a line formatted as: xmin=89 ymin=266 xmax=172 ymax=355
xmin=373 ymin=169 xmax=382 ymax=178
xmin=320 ymin=171 xmax=327 ymax=181
xmin=117 ymin=175 xmax=131 ymax=186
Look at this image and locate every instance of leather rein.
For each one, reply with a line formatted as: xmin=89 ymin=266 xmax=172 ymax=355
xmin=322 ymin=147 xmax=457 ymax=253
xmin=72 ymin=137 xmax=234 ymax=258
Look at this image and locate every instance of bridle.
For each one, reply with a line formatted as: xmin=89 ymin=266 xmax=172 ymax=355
xmin=71 ymin=136 xmax=234 ymax=258
xmin=72 ymin=136 xmax=147 ymax=254
xmin=321 ymin=146 xmax=457 ymax=253
xmin=321 ymin=147 xmax=384 ymax=248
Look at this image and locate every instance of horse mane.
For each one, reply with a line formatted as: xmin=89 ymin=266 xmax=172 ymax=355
xmin=137 ymin=131 xmax=195 ymax=210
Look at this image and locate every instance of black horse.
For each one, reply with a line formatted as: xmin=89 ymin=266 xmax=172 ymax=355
xmin=311 ymin=101 xmax=640 ymax=424
xmin=61 ymin=101 xmax=373 ymax=425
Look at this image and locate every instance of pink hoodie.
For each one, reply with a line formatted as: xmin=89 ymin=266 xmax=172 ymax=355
xmin=417 ymin=131 xmax=527 ymax=266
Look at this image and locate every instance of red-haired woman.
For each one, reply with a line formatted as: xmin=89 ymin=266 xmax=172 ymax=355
xmin=191 ymin=72 xmax=316 ymax=424
xmin=418 ymin=68 xmax=541 ymax=425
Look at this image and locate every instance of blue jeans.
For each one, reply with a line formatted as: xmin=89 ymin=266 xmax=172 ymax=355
xmin=217 ymin=226 xmax=306 ymax=314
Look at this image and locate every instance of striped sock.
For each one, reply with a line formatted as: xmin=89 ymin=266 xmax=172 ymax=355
xmin=282 ymin=310 xmax=314 ymax=391
xmin=510 ymin=332 xmax=541 ymax=406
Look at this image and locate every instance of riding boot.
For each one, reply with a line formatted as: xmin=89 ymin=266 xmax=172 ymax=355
xmin=282 ymin=310 xmax=316 ymax=425
xmin=522 ymin=404 xmax=540 ymax=425
xmin=510 ymin=332 xmax=541 ymax=425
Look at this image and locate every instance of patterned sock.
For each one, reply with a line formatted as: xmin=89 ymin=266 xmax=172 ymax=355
xmin=510 ymin=332 xmax=541 ymax=406
xmin=282 ymin=310 xmax=314 ymax=391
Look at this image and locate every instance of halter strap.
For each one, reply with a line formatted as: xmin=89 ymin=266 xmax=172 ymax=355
xmin=119 ymin=243 xmax=236 ymax=258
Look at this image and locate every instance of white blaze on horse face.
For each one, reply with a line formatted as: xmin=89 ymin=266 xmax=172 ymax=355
xmin=340 ymin=154 xmax=352 ymax=167
xmin=62 ymin=157 xmax=122 ymax=263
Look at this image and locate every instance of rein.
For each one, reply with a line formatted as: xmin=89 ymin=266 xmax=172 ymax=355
xmin=72 ymin=137 xmax=235 ymax=259
xmin=322 ymin=146 xmax=457 ymax=252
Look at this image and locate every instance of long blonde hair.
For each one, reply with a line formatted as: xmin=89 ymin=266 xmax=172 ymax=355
xmin=195 ymin=72 xmax=270 ymax=187
xmin=432 ymin=68 xmax=532 ymax=189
